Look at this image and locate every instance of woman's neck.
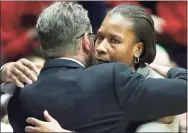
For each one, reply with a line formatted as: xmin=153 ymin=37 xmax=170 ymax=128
xmin=130 ymin=65 xmax=136 ymax=72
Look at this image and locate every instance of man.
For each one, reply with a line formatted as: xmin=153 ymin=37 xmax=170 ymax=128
xmin=1 ymin=2 xmax=187 ymax=133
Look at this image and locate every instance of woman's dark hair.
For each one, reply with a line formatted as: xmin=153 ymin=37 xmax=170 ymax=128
xmin=108 ymin=4 xmax=156 ymax=68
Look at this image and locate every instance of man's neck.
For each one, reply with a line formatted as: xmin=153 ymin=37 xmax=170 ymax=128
xmin=59 ymin=55 xmax=87 ymax=68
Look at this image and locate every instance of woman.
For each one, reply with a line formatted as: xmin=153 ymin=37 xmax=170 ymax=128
xmin=2 ymin=4 xmax=179 ymax=133
xmin=94 ymin=4 xmax=178 ymax=132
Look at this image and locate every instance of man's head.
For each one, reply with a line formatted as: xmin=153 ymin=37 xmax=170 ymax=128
xmin=95 ymin=4 xmax=156 ymax=70
xmin=36 ymin=2 xmax=95 ymax=67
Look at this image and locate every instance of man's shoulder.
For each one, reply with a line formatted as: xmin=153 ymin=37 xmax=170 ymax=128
xmin=89 ymin=62 xmax=117 ymax=69
xmin=83 ymin=63 xmax=118 ymax=76
xmin=82 ymin=62 xmax=131 ymax=80
xmin=88 ymin=62 xmax=128 ymax=71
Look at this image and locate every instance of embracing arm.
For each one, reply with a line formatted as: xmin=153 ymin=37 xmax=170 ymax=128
xmin=113 ymin=63 xmax=187 ymax=121
xmin=1 ymin=58 xmax=42 ymax=94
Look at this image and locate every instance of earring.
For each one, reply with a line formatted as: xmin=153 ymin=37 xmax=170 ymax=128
xmin=135 ymin=55 xmax=140 ymax=64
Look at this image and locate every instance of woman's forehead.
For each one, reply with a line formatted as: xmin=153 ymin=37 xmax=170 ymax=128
xmin=98 ymin=14 xmax=134 ymax=38
xmin=102 ymin=14 xmax=133 ymax=28
xmin=99 ymin=14 xmax=133 ymax=33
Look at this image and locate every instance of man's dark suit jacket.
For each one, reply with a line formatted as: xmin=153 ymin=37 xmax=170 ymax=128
xmin=8 ymin=59 xmax=187 ymax=133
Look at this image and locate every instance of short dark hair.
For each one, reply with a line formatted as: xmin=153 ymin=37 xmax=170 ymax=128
xmin=108 ymin=4 xmax=156 ymax=67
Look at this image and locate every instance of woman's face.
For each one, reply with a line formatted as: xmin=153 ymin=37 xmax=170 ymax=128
xmin=95 ymin=14 xmax=143 ymax=69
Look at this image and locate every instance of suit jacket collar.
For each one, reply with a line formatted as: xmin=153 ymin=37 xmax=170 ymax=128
xmin=41 ymin=59 xmax=85 ymax=72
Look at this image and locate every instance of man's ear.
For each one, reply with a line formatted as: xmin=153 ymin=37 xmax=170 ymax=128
xmin=82 ymin=33 xmax=91 ymax=53
xmin=39 ymin=46 xmax=48 ymax=59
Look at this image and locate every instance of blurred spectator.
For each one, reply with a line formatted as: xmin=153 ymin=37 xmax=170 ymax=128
xmin=153 ymin=44 xmax=176 ymax=67
xmin=155 ymin=2 xmax=186 ymax=46
xmin=1 ymin=122 xmax=13 ymax=132
xmin=179 ymin=113 xmax=187 ymax=132
xmin=105 ymin=1 xmax=187 ymax=68
xmin=0 ymin=1 xmax=52 ymax=65
xmin=155 ymin=1 xmax=187 ymax=69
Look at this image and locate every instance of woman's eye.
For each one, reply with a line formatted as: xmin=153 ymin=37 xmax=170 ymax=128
xmin=96 ymin=35 xmax=104 ymax=43
xmin=97 ymin=35 xmax=103 ymax=41
xmin=110 ymin=38 xmax=120 ymax=44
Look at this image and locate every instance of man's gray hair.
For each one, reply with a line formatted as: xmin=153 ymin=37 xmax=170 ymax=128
xmin=36 ymin=2 xmax=92 ymax=58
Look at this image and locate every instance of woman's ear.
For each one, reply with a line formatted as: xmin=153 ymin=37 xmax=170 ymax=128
xmin=133 ymin=42 xmax=144 ymax=57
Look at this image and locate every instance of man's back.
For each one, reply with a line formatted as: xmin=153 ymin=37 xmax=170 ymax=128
xmin=8 ymin=59 xmax=124 ymax=133
xmin=8 ymin=59 xmax=187 ymax=133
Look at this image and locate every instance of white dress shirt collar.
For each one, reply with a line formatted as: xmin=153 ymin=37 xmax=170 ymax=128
xmin=59 ymin=57 xmax=85 ymax=68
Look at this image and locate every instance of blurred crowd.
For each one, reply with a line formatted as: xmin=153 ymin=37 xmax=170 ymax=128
xmin=0 ymin=1 xmax=187 ymax=132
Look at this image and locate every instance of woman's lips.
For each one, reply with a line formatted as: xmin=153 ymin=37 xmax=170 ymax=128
xmin=95 ymin=58 xmax=110 ymax=64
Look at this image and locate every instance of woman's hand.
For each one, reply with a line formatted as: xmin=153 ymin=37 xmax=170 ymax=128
xmin=25 ymin=110 xmax=72 ymax=132
xmin=1 ymin=58 xmax=42 ymax=88
xmin=148 ymin=63 xmax=171 ymax=78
